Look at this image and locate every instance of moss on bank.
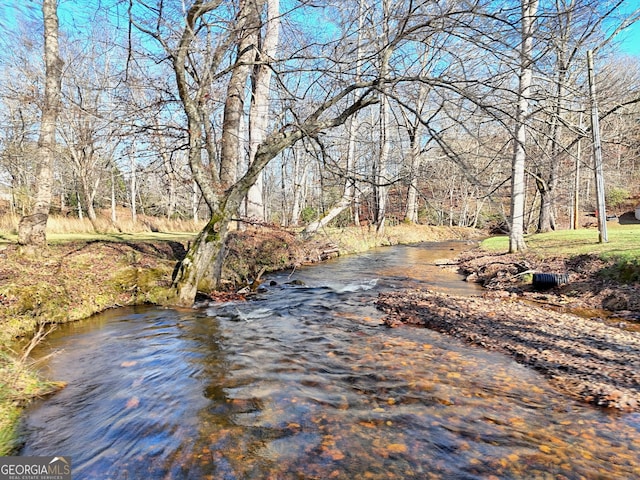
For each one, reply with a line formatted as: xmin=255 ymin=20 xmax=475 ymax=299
xmin=0 ymin=239 xmax=186 ymax=454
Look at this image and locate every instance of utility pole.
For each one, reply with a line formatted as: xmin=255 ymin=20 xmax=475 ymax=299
xmin=587 ymin=50 xmax=607 ymax=243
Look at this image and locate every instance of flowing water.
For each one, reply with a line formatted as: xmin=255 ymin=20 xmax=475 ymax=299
xmin=20 ymin=242 xmax=640 ymax=479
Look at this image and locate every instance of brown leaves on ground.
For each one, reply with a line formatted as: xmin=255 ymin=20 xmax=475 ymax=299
xmin=456 ymin=250 xmax=640 ymax=317
xmin=376 ymin=289 xmax=640 ymax=411
xmin=223 ymin=227 xmax=339 ymax=289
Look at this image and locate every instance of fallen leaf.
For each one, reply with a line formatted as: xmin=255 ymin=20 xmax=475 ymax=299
xmin=387 ymin=443 xmax=408 ymax=454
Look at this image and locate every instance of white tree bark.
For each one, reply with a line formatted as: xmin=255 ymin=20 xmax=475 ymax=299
xmin=509 ymin=0 xmax=538 ymax=253
xmin=18 ymin=0 xmax=63 ymax=249
xmin=130 ymin=151 xmax=137 ymax=224
xmin=246 ymin=0 xmax=280 ymax=220
xmin=374 ymin=0 xmax=392 ymax=234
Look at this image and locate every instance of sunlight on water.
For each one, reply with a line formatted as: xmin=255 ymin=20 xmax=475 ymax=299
xmin=20 ymin=243 xmax=640 ymax=479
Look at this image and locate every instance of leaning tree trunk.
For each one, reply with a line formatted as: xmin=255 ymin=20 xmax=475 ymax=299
xmin=303 ymin=186 xmax=371 ymax=237
xmin=168 ymin=0 xmax=378 ymax=307
xmin=173 ymin=139 xmax=279 ymax=304
xmin=173 ymin=87 xmax=379 ymax=306
xmin=18 ymin=0 xmax=62 ymax=250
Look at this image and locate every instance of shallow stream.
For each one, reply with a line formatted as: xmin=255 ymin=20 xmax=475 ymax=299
xmin=20 ymin=242 xmax=640 ymax=479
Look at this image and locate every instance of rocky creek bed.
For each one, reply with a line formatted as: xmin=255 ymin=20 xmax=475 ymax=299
xmin=375 ymin=250 xmax=640 ymax=411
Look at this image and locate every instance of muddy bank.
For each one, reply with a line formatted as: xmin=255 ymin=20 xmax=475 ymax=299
xmin=376 ymin=249 xmax=640 ymax=411
xmin=456 ymin=250 xmax=640 ymax=320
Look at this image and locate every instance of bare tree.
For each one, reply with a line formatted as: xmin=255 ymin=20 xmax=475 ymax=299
xmin=17 ymin=0 xmax=63 ymax=249
xmin=246 ymin=0 xmax=280 ymax=220
xmin=131 ymin=1 xmax=379 ymax=304
xmin=509 ymin=0 xmax=538 ymax=253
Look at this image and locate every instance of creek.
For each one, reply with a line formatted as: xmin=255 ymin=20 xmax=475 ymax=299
xmin=20 ymin=242 xmax=640 ymax=479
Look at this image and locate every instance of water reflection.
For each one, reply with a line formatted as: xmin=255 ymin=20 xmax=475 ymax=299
xmin=20 ymin=243 xmax=640 ymax=479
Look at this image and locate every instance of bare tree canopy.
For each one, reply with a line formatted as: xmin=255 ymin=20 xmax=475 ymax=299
xmin=0 ymin=0 xmax=638 ymax=301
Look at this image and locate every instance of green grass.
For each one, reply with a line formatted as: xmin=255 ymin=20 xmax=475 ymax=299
xmin=481 ymin=223 xmax=640 ymax=284
xmin=481 ymin=223 xmax=640 ymax=258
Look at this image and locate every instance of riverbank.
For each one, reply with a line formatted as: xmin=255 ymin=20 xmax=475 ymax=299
xmin=0 ymin=223 xmax=480 ymax=454
xmin=376 ymin=231 xmax=640 ymax=412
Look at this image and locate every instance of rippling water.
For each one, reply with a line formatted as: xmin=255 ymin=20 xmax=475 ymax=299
xmin=20 ymin=243 xmax=640 ymax=479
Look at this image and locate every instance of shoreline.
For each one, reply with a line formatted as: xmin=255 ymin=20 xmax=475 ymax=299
xmin=0 ymin=224 xmax=482 ymax=454
xmin=376 ymin=248 xmax=640 ymax=411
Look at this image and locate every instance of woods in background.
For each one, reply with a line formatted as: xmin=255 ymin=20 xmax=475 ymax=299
xmin=0 ymin=0 xmax=639 ymax=302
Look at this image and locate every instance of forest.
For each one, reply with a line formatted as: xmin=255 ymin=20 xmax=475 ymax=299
xmin=1 ymin=0 xmax=639 ymax=304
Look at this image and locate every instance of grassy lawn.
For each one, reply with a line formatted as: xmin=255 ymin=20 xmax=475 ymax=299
xmin=482 ymin=223 xmax=640 ymax=259
xmin=481 ymin=223 xmax=640 ymax=284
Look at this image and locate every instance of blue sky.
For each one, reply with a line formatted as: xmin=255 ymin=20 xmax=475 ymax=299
xmin=618 ymin=19 xmax=640 ymax=56
xmin=0 ymin=1 xmax=638 ymax=56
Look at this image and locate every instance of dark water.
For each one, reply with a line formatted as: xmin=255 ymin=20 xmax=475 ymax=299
xmin=20 ymin=243 xmax=640 ymax=479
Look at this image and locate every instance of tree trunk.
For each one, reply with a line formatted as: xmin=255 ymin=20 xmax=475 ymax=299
xmin=246 ymin=0 xmax=279 ymax=220
xmin=130 ymin=153 xmax=137 ymax=224
xmin=157 ymin=126 xmax=178 ymax=218
xmin=18 ymin=0 xmax=62 ymax=250
xmin=192 ymin=181 xmax=200 ymax=223
xmin=303 ymin=186 xmax=372 ymax=236
xmin=173 ymin=210 xmax=232 ymax=303
xmin=509 ymin=0 xmax=538 ymax=253
xmin=403 ymin=49 xmax=429 ymax=224
xmin=76 ymin=191 xmax=83 ymax=220
xmin=111 ymin=167 xmax=117 ymax=223
xmin=374 ymin=0 xmax=392 ymax=234
xmin=537 ymin=179 xmax=556 ymax=232
xmin=220 ymin=0 xmax=263 ymax=188
xmin=536 ymin=48 xmax=567 ymax=233
xmin=169 ymin=1 xmax=378 ymax=306
xmin=404 ymin=129 xmax=421 ymax=223
xmin=289 ymin=146 xmax=307 ymax=226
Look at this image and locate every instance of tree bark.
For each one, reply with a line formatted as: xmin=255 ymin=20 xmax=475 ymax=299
xmin=374 ymin=0 xmax=392 ymax=235
xmin=509 ymin=0 xmax=538 ymax=253
xmin=404 ymin=49 xmax=430 ymax=224
xmin=130 ymin=153 xmax=137 ymax=224
xmin=110 ymin=167 xmax=117 ymax=223
xmin=220 ymin=0 xmax=263 ymax=188
xmin=173 ymin=86 xmax=379 ymax=305
xmin=163 ymin=1 xmax=378 ymax=306
xmin=303 ymin=186 xmax=371 ymax=236
xmin=18 ymin=0 xmax=62 ymax=250
xmin=246 ymin=0 xmax=279 ymax=220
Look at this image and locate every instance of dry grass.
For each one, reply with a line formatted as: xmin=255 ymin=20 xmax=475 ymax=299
xmin=0 ymin=212 xmax=205 ymax=242
xmin=313 ymin=223 xmax=484 ymax=254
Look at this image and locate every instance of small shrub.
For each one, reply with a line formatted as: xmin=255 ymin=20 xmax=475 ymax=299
xmin=300 ymin=207 xmax=317 ymax=224
xmin=599 ymin=256 xmax=640 ymax=284
xmin=605 ymin=188 xmax=629 ymax=211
